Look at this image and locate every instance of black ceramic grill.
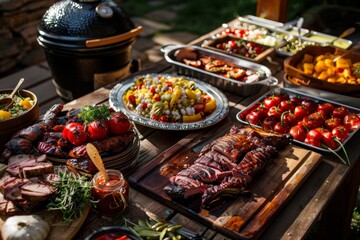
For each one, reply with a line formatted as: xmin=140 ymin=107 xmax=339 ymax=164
xmin=37 ymin=0 xmax=142 ymax=101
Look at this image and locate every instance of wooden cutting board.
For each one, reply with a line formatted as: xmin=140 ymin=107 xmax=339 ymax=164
xmin=128 ymin=124 xmax=322 ymax=239
xmin=0 ymin=207 xmax=89 ymax=240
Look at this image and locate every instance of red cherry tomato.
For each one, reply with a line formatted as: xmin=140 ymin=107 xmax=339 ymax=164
xmin=321 ymin=131 xmax=340 ymax=150
xmin=246 ymin=112 xmax=260 ymax=125
xmin=67 ymin=123 xmax=87 ymax=146
xmin=289 ymin=124 xmax=307 ymax=141
xmin=294 ymin=105 xmax=309 ymax=121
xmin=317 ymin=102 xmax=335 ymax=117
xmin=87 ymin=119 xmax=109 ymax=140
xmin=192 ymin=103 xmax=205 ymax=114
xmin=279 ymin=100 xmax=295 ymax=111
xmin=263 ymin=95 xmax=281 ymax=109
xmin=62 ymin=122 xmax=81 ymax=141
xmin=343 ymin=113 xmax=360 ymax=131
xmin=302 ymin=111 xmax=325 ymax=130
xmin=306 ymin=129 xmax=323 ymax=142
xmin=267 ymin=106 xmax=283 ymax=120
xmin=251 ymin=106 xmax=267 ymax=121
xmin=262 ymin=116 xmax=277 ymax=131
xmin=332 ymin=106 xmax=348 ymax=119
xmin=290 ymin=96 xmax=301 ymax=106
xmin=160 ymin=115 xmax=169 ymax=122
xmin=109 ymin=113 xmax=131 ymax=135
xmin=273 ymin=121 xmax=290 ymax=134
xmin=281 ymin=111 xmax=297 ymax=126
xmin=301 ymin=99 xmax=317 ymax=113
xmin=331 ymin=125 xmax=349 ymax=142
xmin=324 ymin=117 xmax=342 ymax=131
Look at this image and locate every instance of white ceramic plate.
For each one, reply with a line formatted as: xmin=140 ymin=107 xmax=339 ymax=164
xmin=109 ymin=73 xmax=229 ymax=130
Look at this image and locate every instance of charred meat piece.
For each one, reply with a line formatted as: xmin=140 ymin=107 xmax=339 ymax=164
xmin=176 ymin=163 xmax=231 ymax=184
xmin=200 ymin=133 xmax=256 ymax=162
xmin=201 ymin=150 xmax=237 ymax=171
xmin=37 ymin=141 xmax=67 ymax=158
xmin=164 ymin=175 xmax=208 ymax=200
xmin=2 ymin=138 xmax=34 ymax=159
xmin=38 ymin=103 xmax=64 ymax=128
xmin=13 ymin=123 xmax=45 ymax=142
xmin=69 ymin=131 xmax=135 ymax=158
xmin=20 ymin=182 xmax=56 ymax=202
xmin=6 ymin=154 xmax=52 ymax=178
xmin=201 ymin=175 xmax=248 ymax=208
xmin=0 ymin=193 xmax=23 ymax=216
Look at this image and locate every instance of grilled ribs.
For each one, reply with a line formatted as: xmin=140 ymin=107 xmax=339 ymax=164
xmin=164 ymin=125 xmax=290 ymax=208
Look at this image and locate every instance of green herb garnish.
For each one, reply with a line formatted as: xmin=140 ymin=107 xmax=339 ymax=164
xmin=354 ymin=66 xmax=360 ymax=75
xmin=78 ymin=105 xmax=111 ymax=125
xmin=47 ymin=169 xmax=93 ymax=222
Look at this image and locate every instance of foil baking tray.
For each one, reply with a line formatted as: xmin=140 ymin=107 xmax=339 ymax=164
xmin=236 ymin=87 xmax=360 ymax=156
xmin=161 ymin=44 xmax=278 ymax=96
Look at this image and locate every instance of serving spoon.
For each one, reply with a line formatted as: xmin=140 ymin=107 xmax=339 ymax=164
xmin=86 ymin=143 xmax=110 ymax=182
xmin=328 ymin=27 xmax=355 ymax=46
xmin=0 ymin=78 xmax=25 ymax=111
xmin=333 ymin=41 xmax=360 ymax=62
xmin=296 ymin=17 xmax=304 ymax=45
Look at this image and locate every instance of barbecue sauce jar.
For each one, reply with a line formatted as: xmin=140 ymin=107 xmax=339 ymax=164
xmin=91 ymin=169 xmax=129 ymax=214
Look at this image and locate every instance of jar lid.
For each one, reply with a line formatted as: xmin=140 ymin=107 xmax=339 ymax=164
xmin=37 ymin=0 xmax=142 ymax=48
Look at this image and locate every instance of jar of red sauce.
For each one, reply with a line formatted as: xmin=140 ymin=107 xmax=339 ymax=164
xmin=91 ymin=169 xmax=129 ymax=214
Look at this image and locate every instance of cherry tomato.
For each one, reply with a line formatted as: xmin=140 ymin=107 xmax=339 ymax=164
xmin=273 ymin=121 xmax=290 ymax=134
xmin=109 ymin=113 xmax=131 ymax=135
xmin=302 ymin=111 xmax=325 ymax=130
xmin=304 ymin=129 xmax=322 ymax=147
xmin=331 ymin=125 xmax=349 ymax=142
xmin=267 ymin=106 xmax=283 ymax=120
xmin=301 ymin=99 xmax=317 ymax=113
xmin=317 ymin=102 xmax=334 ymax=117
xmin=324 ymin=117 xmax=342 ymax=131
xmin=332 ymin=106 xmax=348 ymax=119
xmin=160 ymin=115 xmax=168 ymax=122
xmin=67 ymin=123 xmax=87 ymax=146
xmin=280 ymin=93 xmax=290 ymax=101
xmin=306 ymin=129 xmax=323 ymax=142
xmin=262 ymin=116 xmax=277 ymax=131
xmin=87 ymin=119 xmax=109 ymax=140
xmin=321 ymin=131 xmax=340 ymax=150
xmin=281 ymin=111 xmax=297 ymax=126
xmin=343 ymin=113 xmax=360 ymax=131
xmin=294 ymin=105 xmax=309 ymax=121
xmin=290 ymin=96 xmax=301 ymax=106
xmin=192 ymin=103 xmax=205 ymax=114
xmin=263 ymin=95 xmax=281 ymax=109
xmin=279 ymin=100 xmax=295 ymax=111
xmin=246 ymin=112 xmax=260 ymax=125
xmin=62 ymin=122 xmax=81 ymax=141
xmin=251 ymin=106 xmax=267 ymax=121
xmin=289 ymin=124 xmax=307 ymax=141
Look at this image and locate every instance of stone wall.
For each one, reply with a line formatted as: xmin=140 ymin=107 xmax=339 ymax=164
xmin=0 ymin=0 xmax=56 ymax=77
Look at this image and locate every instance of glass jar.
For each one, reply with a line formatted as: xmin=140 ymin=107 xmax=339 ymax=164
xmin=91 ymin=169 xmax=129 ymax=214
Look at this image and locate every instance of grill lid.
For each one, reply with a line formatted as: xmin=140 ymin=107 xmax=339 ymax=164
xmin=38 ymin=0 xmax=142 ymax=48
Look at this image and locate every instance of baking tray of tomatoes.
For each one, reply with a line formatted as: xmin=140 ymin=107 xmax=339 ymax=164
xmin=236 ymin=87 xmax=360 ymax=155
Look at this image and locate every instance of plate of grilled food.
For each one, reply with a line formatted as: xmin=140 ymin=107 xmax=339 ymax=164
xmin=109 ymin=73 xmax=229 ymax=130
xmin=1 ymin=104 xmax=140 ymax=175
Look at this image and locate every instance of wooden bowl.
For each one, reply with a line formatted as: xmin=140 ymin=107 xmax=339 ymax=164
xmin=0 ymin=89 xmax=39 ymax=148
xmin=284 ymin=45 xmax=360 ymax=94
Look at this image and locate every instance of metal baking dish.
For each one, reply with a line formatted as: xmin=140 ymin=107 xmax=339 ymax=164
xmin=236 ymin=87 xmax=360 ymax=155
xmin=212 ymin=21 xmax=285 ymax=48
xmin=202 ymin=35 xmax=275 ymax=62
xmin=304 ymin=30 xmax=352 ymax=49
xmin=161 ymin=44 xmax=278 ymax=96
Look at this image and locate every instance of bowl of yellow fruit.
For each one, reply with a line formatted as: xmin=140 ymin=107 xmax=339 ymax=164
xmin=284 ymin=45 xmax=360 ymax=96
xmin=0 ymin=88 xmax=39 ymax=148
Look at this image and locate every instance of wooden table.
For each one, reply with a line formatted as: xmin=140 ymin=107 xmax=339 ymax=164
xmin=1 ymin=19 xmax=360 ymax=240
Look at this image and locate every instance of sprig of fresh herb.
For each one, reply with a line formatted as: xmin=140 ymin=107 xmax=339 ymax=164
xmin=47 ymin=169 xmax=93 ymax=222
xmin=354 ymin=66 xmax=360 ymax=75
xmin=78 ymin=105 xmax=111 ymax=125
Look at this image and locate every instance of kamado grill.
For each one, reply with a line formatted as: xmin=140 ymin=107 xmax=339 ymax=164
xmin=37 ymin=0 xmax=142 ymax=101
